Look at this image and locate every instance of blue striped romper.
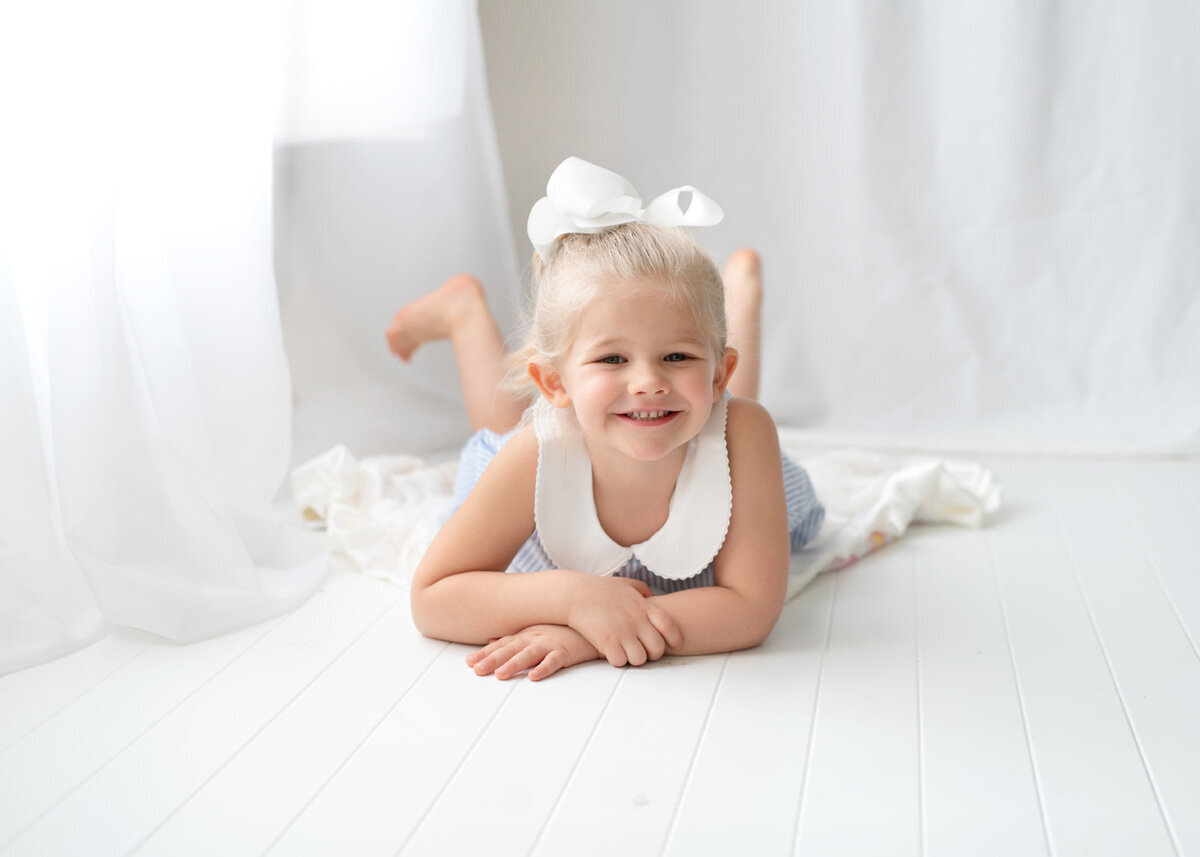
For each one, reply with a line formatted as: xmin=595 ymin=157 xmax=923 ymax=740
xmin=449 ymin=396 xmax=824 ymax=595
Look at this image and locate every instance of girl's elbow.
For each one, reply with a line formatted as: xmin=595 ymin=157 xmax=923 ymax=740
xmin=746 ymin=600 xmax=784 ymax=648
xmin=721 ymin=605 xmax=780 ymax=652
xmin=715 ymin=584 xmax=784 ymax=651
xmin=720 ymin=624 xmax=773 ymax=655
xmin=409 ymin=558 xmax=452 ymax=634
xmin=409 ymin=585 xmax=441 ymax=639
xmin=742 ymin=620 xmax=776 ymax=650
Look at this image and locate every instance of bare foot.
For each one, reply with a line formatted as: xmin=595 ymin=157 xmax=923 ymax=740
xmin=722 ymin=249 xmax=763 ymax=400
xmin=385 ymin=274 xmax=488 ymax=361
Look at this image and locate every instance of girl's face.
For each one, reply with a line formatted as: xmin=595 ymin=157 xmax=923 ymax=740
xmin=533 ymin=280 xmax=737 ymax=466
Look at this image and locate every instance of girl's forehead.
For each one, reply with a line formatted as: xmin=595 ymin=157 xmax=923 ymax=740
xmin=588 ymin=275 xmax=691 ymax=308
xmin=572 ymin=289 xmax=710 ymax=352
xmin=581 ymin=284 xmax=695 ymax=325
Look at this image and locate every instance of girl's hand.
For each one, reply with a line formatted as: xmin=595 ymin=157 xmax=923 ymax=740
xmin=565 ymin=576 xmax=684 ymax=667
xmin=466 ymin=624 xmax=600 ymax=681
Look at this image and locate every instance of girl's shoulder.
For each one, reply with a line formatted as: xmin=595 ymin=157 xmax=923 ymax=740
xmin=724 ymin=396 xmax=784 ymax=474
xmin=487 ymin=422 xmax=538 ymax=475
xmin=456 ymin=422 xmax=538 ymax=523
xmin=724 ymin=396 xmax=781 ymax=443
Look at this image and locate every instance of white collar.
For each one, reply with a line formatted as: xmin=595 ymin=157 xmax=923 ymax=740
xmin=533 ymin=396 xmax=732 ymax=579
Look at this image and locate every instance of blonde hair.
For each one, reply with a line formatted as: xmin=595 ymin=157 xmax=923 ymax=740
xmin=506 ymin=222 xmax=726 ymax=394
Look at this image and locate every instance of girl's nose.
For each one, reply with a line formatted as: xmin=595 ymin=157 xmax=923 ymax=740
xmin=629 ymin=363 xmax=669 ymax=395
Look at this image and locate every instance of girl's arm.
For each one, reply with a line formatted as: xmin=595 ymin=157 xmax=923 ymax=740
xmin=648 ymin=397 xmax=792 ymax=655
xmin=410 ymin=427 xmax=682 ymax=663
xmin=411 ymin=427 xmax=566 ymax=642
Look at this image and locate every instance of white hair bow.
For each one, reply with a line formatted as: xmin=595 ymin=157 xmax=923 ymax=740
xmin=526 ymin=157 xmax=724 ymax=259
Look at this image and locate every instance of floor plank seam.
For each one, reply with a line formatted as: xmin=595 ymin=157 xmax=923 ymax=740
xmin=526 ymin=669 xmax=629 ymax=857
xmin=0 ymin=613 xmax=289 ymax=854
xmin=1108 ymin=468 xmax=1200 ymax=664
xmin=788 ymin=571 xmax=839 ymax=857
xmin=658 ymin=652 xmax=731 ymax=856
xmin=985 ymin=529 xmax=1055 ymax=857
xmin=912 ymin=550 xmax=926 ymax=857
xmin=0 ymin=640 xmax=150 ymax=755
xmin=1049 ymin=485 xmax=1185 ymax=857
xmin=262 ymin=640 xmax=452 ymax=856
xmin=394 ymin=676 xmax=523 ymax=855
xmin=126 ymin=584 xmax=408 ymax=856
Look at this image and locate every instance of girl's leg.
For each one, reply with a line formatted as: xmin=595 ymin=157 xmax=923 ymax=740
xmin=386 ymin=274 xmax=527 ymax=432
xmin=722 ymin=249 xmax=763 ymax=401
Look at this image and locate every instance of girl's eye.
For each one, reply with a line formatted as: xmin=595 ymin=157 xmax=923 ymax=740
xmin=599 ymin=355 xmax=625 ymax=365
xmin=665 ymin=353 xmax=690 ymax=362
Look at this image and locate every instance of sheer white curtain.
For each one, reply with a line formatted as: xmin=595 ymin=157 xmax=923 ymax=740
xmin=1 ymin=0 xmax=500 ymax=674
xmin=482 ymin=1 xmax=1200 ymax=454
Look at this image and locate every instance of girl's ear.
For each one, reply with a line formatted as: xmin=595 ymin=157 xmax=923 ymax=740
xmin=713 ymin=347 xmax=739 ymax=400
xmin=527 ymin=359 xmax=572 ymax=408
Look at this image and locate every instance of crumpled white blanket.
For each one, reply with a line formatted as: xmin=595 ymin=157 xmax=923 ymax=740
xmin=291 ymin=443 xmax=1001 ymax=600
xmin=783 ymin=449 xmax=1001 ymax=599
xmin=290 ymin=446 xmax=457 ymax=584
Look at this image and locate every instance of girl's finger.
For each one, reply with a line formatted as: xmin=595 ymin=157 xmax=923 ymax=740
xmin=602 ymin=641 xmax=629 ymax=667
xmin=647 ymin=605 xmax=684 ymax=650
xmin=472 ymin=640 xmax=521 ymax=675
xmin=590 ymin=632 xmax=622 ymax=667
xmin=495 ymin=644 xmax=550 ymax=680
xmin=641 ymin=625 xmax=667 ymax=661
xmin=528 ymin=650 xmax=566 ymax=681
xmin=623 ymin=639 xmax=649 ymax=667
xmin=465 ymin=635 xmax=512 ymax=667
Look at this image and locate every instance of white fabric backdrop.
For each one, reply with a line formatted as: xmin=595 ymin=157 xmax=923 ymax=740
xmin=480 ymin=0 xmax=1200 ymax=454
xmin=277 ymin=1 xmax=519 ymax=464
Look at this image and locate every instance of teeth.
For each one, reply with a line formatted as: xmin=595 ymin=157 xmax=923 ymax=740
xmin=627 ymin=410 xmax=669 ymax=420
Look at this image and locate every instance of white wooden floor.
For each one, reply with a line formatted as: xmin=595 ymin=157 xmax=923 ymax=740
xmin=2 ymin=457 xmax=1198 ymax=857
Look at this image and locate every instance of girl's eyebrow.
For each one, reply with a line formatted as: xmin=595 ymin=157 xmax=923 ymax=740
xmin=578 ymin=336 xmax=626 ymax=352
xmin=657 ymin=336 xmax=708 ymax=351
xmin=581 ymin=334 xmax=706 ymax=351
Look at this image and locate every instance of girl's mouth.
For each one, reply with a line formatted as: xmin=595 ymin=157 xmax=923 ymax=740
xmin=619 ymin=409 xmax=679 ymax=426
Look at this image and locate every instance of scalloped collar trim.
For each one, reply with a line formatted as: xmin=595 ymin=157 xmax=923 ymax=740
xmin=533 ymin=396 xmax=732 ymax=580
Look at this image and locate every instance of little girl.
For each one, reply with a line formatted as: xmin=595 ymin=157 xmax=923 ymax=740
xmin=393 ymin=158 xmax=824 ymax=681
